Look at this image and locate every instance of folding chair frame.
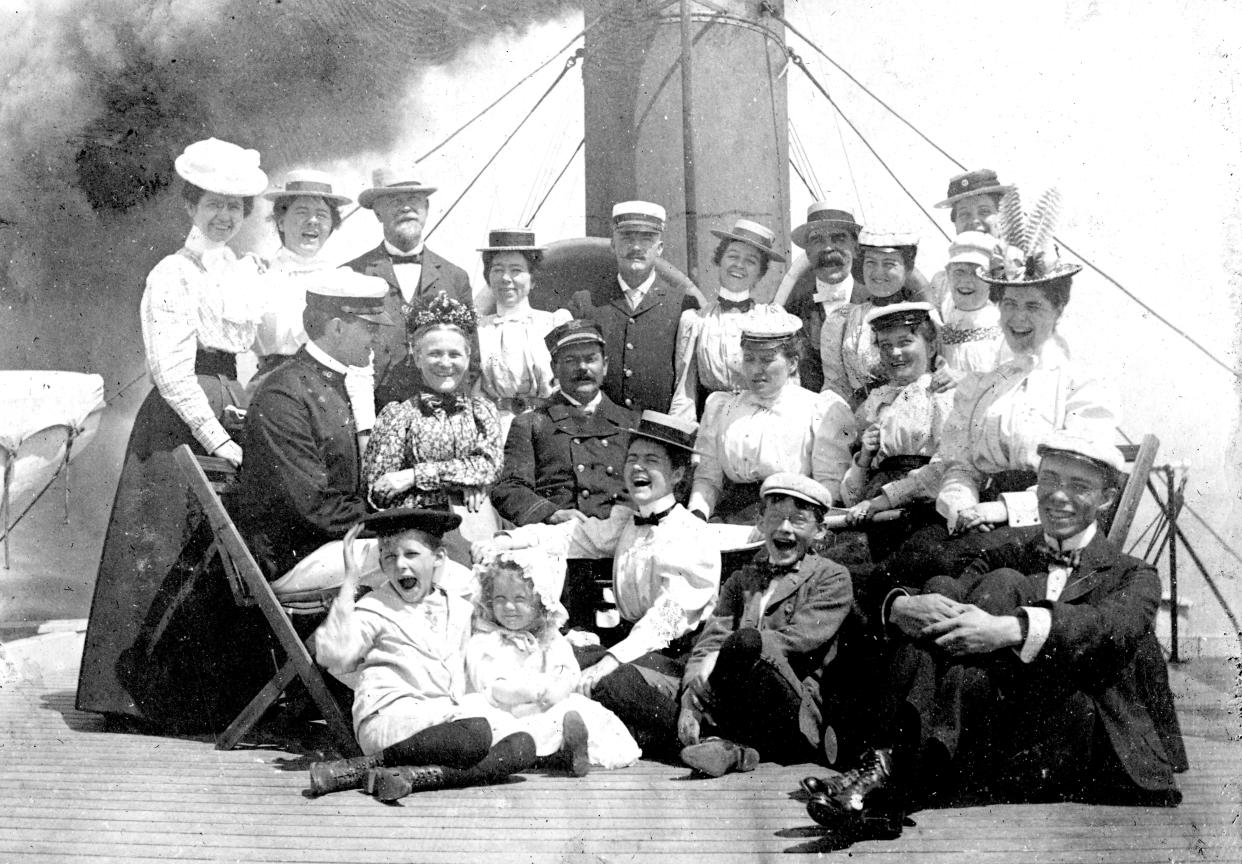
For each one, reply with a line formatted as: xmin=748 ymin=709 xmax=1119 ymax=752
xmin=173 ymin=444 xmax=360 ymax=757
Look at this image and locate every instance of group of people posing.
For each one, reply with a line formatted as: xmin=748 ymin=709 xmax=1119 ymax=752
xmin=75 ymin=137 xmax=1185 ymax=832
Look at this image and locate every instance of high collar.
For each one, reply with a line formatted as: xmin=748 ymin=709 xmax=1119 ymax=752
xmin=637 ymin=493 xmax=676 ymax=518
xmin=384 ymin=239 xmax=425 ymax=257
xmin=812 ymin=274 xmax=854 ymax=305
xmin=559 ymin=389 xmax=603 ymax=413
xmin=271 ymin=245 xmax=330 ymax=273
xmin=716 ymin=286 xmax=752 ymax=303
xmin=183 ymin=226 xmax=238 ymax=270
xmin=305 ymin=339 xmax=350 ymax=374
xmin=494 ymin=299 xmax=535 ymax=320
xmin=1044 ymin=522 xmax=1097 ymax=554
xmin=617 ymin=270 xmax=657 ymax=296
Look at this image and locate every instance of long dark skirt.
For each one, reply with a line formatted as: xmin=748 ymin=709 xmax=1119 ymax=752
xmin=76 ymin=372 xmax=272 ymax=732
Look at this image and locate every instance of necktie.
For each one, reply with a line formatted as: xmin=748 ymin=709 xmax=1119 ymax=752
xmin=633 ymin=506 xmax=674 ymax=527
xmin=626 ymin=287 xmax=644 ymax=310
xmin=1039 ymin=545 xmax=1082 ymax=600
xmin=391 ymin=252 xmax=423 ymax=264
xmin=718 ymin=297 xmax=753 ymax=313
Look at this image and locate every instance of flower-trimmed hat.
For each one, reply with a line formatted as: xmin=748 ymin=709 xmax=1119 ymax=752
xmin=709 ymin=218 xmax=786 ymax=263
xmin=357 ymin=166 xmax=438 ymax=209
xmin=978 ymin=187 xmax=1082 ymax=291
xmin=864 ymin=301 xmax=942 ymax=332
xmin=478 ymin=227 xmax=544 ymax=253
xmin=628 ymin=410 xmax=699 ymax=454
xmin=263 ymin=168 xmax=353 ymax=206
xmin=791 ymin=200 xmax=861 ymax=249
xmin=934 ymin=168 xmax=1012 ymax=209
xmin=407 ymin=291 xmax=478 ymax=336
xmin=174 ymin=138 xmax=268 ymax=197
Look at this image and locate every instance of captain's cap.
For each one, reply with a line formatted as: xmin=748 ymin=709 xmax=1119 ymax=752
xmin=612 ymin=201 xmax=666 ymax=232
xmin=628 ymin=410 xmax=698 ymax=453
xmin=545 ymin=319 xmax=606 ymax=355
xmin=761 ymin=472 xmax=832 ymax=512
xmin=739 ymin=310 xmax=803 ymax=344
xmin=858 ymin=229 xmax=920 ymax=251
xmin=864 ymin=301 xmax=942 ymax=331
xmin=946 ymin=231 xmax=1000 ymax=270
xmin=356 ymin=507 xmax=462 ymax=539
xmin=1037 ymin=430 xmax=1126 ymax=474
xmin=174 ymin=137 xmax=268 ymax=197
xmin=305 ymin=269 xmax=396 ymax=325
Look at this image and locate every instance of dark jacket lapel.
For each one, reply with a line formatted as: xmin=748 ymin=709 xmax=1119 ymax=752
xmin=1059 ymin=531 xmax=1116 ymax=603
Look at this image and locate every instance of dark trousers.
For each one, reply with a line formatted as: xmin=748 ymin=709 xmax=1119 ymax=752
xmin=579 ymin=644 xmax=684 ymax=761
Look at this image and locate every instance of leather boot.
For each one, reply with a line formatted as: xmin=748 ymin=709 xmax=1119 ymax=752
xmin=536 ymin=711 xmax=590 ymax=777
xmin=307 ymin=753 xmax=383 ymax=797
xmin=680 ymin=737 xmax=759 ymax=778
xmin=367 ymin=765 xmax=451 ymax=802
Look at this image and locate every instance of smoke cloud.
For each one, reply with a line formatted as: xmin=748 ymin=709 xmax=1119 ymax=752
xmin=0 ymin=0 xmax=578 ymax=376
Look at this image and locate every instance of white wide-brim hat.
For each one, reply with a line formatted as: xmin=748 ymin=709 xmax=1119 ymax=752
xmin=174 ymin=137 xmax=268 ymax=197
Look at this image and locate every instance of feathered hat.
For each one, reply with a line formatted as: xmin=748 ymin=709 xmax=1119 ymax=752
xmin=979 ymin=186 xmax=1082 ymax=291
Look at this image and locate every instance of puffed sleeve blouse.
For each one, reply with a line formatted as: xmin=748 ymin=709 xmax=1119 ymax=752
xmin=935 ymin=336 xmax=1120 ymax=521
xmin=139 ymin=226 xmax=265 ymax=452
xmin=820 ymin=300 xmax=882 ymax=405
xmin=476 ymin=307 xmax=572 ymax=403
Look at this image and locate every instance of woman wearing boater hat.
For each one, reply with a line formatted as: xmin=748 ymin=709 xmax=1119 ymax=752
xmin=474 ymin=228 xmax=571 ymax=441
xmin=78 ymin=138 xmax=272 ymax=728
xmin=252 ymin=169 xmax=376 ymax=435
xmin=670 ymin=218 xmax=788 ymax=421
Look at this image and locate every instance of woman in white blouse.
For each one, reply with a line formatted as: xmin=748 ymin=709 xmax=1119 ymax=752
xmin=251 ymin=170 xmax=376 ymax=436
xmin=78 ymin=138 xmax=273 ymax=729
xmin=474 ymin=228 xmax=571 ymax=441
xmin=688 ymin=312 xmax=856 ymax=523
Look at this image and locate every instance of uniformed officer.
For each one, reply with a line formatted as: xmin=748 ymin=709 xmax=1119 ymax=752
xmin=490 ymin=319 xmax=639 ymax=629
xmin=568 ymin=201 xmax=701 ymax=413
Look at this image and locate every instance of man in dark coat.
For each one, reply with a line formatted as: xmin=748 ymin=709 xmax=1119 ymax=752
xmin=345 ymin=167 xmax=474 ymax=411
xmin=490 ymin=319 xmax=637 ymax=629
xmin=806 ymin=431 xmax=1182 ymax=831
xmin=567 ymin=201 xmax=700 ymax=413
xmin=236 ymin=270 xmax=392 ymax=584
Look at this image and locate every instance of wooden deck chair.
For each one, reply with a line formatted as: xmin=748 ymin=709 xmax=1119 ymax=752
xmin=173 ymin=444 xmax=361 ymax=757
xmin=1108 ymin=434 xmax=1159 ymax=546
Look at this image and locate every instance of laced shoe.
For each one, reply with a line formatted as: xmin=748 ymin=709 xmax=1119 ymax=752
xmin=366 ymin=765 xmax=451 ymax=802
xmin=307 ymin=753 xmax=383 ymax=797
xmin=680 ymin=737 xmax=760 ymax=778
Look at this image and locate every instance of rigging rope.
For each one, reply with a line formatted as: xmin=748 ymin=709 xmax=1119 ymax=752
xmin=525 ymin=138 xmax=584 ymax=228
xmin=423 ymin=50 xmax=582 ymax=244
xmin=788 ymin=156 xmax=816 ymax=198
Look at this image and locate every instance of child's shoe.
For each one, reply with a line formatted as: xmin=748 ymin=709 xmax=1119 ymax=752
xmin=366 ymin=765 xmax=450 ymax=802
xmin=561 ymin=710 xmax=590 ymax=777
xmin=307 ymin=753 xmax=383 ymax=796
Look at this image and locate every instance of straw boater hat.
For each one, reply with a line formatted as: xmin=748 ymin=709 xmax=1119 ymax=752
xmin=304 ymin=268 xmax=396 ymax=326
xmin=1037 ymin=429 xmax=1125 ymax=475
xmin=864 ymin=301 xmax=942 ymax=332
xmin=978 ymin=187 xmax=1082 ymax=291
xmin=612 ymin=201 xmax=666 ymax=232
xmin=478 ymin=227 xmax=544 ymax=253
xmin=739 ymin=311 xmax=803 ymax=344
xmin=357 ymin=167 xmax=438 ymax=209
xmin=946 ymin=231 xmax=1002 ymax=271
xmin=934 ymin=168 xmax=1013 ymax=209
xmin=628 ymin=410 xmax=699 ymax=454
xmin=174 ymin=138 xmax=268 ymax=196
xmin=263 ymin=168 xmax=353 ymax=206
xmin=857 ymin=229 xmax=920 ymax=253
xmin=544 ymin=319 xmax=606 ymax=356
xmin=709 ymin=218 xmax=786 ymax=263
xmin=791 ymin=200 xmax=862 ymax=249
xmin=760 ymin=471 xmax=833 ymax=512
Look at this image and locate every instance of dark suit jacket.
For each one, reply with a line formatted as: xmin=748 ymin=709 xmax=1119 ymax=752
xmin=235 ymin=348 xmax=370 ymax=579
xmin=490 ymin=392 xmax=637 ymax=526
xmin=943 ymin=531 xmax=1184 ymax=795
xmin=345 ymin=243 xmax=474 ymax=410
xmin=685 ymin=552 xmax=853 ymax=749
xmin=568 ymin=272 xmax=699 ymax=412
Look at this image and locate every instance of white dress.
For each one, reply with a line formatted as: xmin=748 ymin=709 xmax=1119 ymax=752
xmin=465 ymin=627 xmax=641 ymax=768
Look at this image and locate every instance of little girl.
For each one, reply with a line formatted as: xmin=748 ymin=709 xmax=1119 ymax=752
xmin=931 ymin=231 xmax=1012 ymax=389
xmin=841 ymin=303 xmax=954 ymax=562
xmin=467 ymin=549 xmax=642 ymax=774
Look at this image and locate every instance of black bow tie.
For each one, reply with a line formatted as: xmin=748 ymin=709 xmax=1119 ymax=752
xmin=391 ymin=252 xmax=423 ymax=264
xmin=417 ymin=390 xmax=461 ymax=415
xmin=633 ymin=506 xmax=674 ymax=527
xmin=718 ymin=297 xmax=753 ymax=313
xmin=1039 ymin=545 xmax=1082 ymax=571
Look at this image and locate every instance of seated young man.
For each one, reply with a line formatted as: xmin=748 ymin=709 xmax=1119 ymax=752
xmin=805 ymin=430 xmax=1182 ymax=831
xmin=677 ymin=472 xmax=852 ymax=777
xmin=475 ymin=411 xmax=721 ymax=760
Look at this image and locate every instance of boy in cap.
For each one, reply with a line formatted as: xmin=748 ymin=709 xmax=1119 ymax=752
xmin=476 ymin=411 xmax=721 ymax=759
xmin=345 ymin=166 xmax=474 ymax=409
xmin=807 ymin=430 xmax=1182 ymax=832
xmin=490 ymin=319 xmax=639 ymax=630
xmin=308 ymin=508 xmax=537 ymax=800
xmin=568 ymin=201 xmax=702 ymax=413
xmin=678 ymin=472 xmax=852 ymax=777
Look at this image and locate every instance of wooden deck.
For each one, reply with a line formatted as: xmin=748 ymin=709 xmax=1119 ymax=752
xmin=1 ymin=634 xmax=1238 ymax=863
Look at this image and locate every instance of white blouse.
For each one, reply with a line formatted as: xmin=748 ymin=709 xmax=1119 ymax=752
xmin=820 ymin=300 xmax=883 ymax=405
xmin=935 ymin=336 xmax=1120 ymax=521
xmin=476 ymin=305 xmax=572 ymax=403
xmin=689 ymin=382 xmax=857 ymax=513
xmin=140 ymin=226 xmax=265 ymax=452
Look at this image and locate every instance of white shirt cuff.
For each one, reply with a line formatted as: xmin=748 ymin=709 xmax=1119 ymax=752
xmin=1018 ymin=606 xmax=1051 ymax=663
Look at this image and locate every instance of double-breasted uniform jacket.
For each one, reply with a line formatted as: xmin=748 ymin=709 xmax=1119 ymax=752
xmin=490 ymin=391 xmax=638 ymax=526
xmin=345 ymin=244 xmax=474 ymax=410
xmin=685 ymin=552 xmax=853 ymax=750
xmin=236 ymin=347 xmax=371 ymax=580
xmin=568 ymin=273 xmax=700 ymax=413
xmin=931 ymin=530 xmax=1186 ymax=796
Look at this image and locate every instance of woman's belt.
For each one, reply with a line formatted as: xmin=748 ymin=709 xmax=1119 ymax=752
xmin=875 ymin=454 xmax=931 ymax=474
xmin=195 ymin=348 xmax=237 ymax=379
xmin=981 ymin=469 xmax=1038 ymax=501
